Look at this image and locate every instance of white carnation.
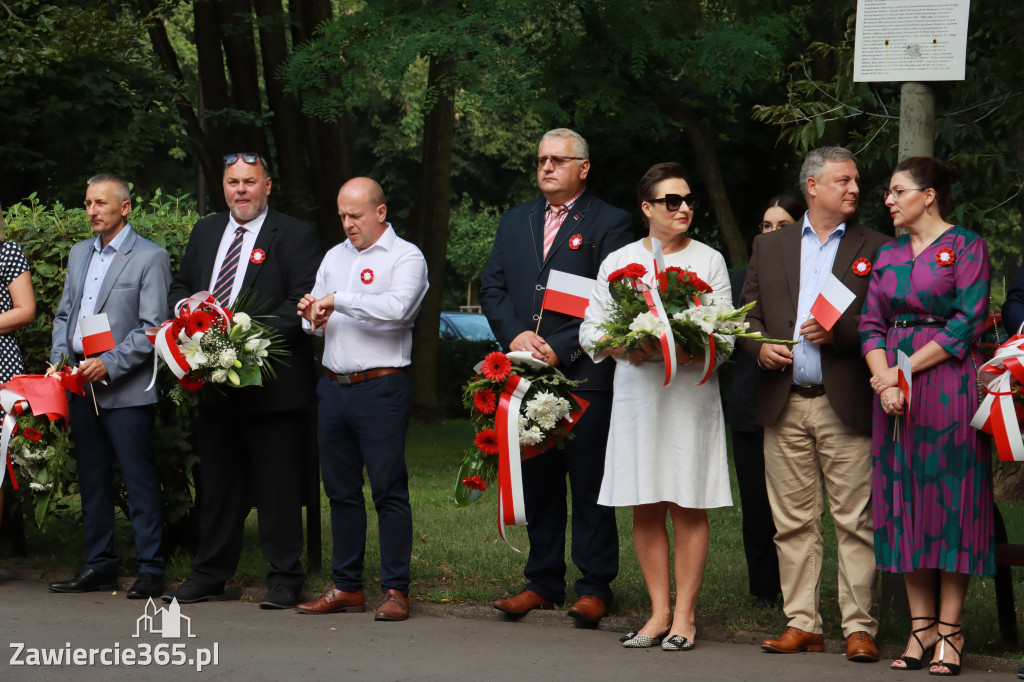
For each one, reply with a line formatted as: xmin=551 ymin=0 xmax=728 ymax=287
xmin=210 ymin=369 xmax=229 ymax=383
xmin=219 ymin=348 xmax=237 ymax=368
xmin=629 ymin=311 xmax=667 ymax=336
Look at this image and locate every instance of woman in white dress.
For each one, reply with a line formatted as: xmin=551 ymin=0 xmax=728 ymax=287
xmin=580 ymin=162 xmax=733 ymax=651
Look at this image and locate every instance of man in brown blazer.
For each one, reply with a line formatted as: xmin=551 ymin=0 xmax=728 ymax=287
xmin=739 ymin=146 xmax=889 ymax=663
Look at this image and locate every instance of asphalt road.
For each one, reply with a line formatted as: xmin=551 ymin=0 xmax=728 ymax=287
xmin=2 ymin=577 xmax=1018 ymax=681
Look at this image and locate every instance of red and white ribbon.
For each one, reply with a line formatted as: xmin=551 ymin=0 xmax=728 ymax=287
xmin=0 ymin=392 xmax=28 ymax=489
xmin=145 ymin=291 xmax=232 ymax=390
xmin=971 ymin=334 xmax=1024 ymax=461
xmin=495 ymin=374 xmax=531 ymax=551
xmin=644 ymin=239 xmax=677 ymax=387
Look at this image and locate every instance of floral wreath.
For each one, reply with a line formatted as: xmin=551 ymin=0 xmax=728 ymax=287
xmin=852 ymin=258 xmax=871 ymax=276
xmin=936 ymin=247 xmax=955 ymax=267
xmin=360 ymin=268 xmax=374 ymax=284
xmin=569 ymin=234 xmax=583 ymax=250
xmin=250 ymin=249 xmax=266 ymax=265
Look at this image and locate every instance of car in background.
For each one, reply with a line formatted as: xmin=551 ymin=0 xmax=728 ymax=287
xmin=440 ymin=311 xmax=497 ymax=343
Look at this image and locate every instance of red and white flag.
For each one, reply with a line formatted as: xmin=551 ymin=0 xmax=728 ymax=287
xmin=80 ymin=313 xmax=116 ymax=357
xmin=541 ymin=270 xmax=596 ymax=319
xmin=809 ymin=274 xmax=856 ymax=332
xmin=897 ymin=350 xmax=912 ymax=418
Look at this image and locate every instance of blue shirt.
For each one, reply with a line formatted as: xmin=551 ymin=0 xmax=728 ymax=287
xmin=72 ymin=225 xmax=131 ymax=354
xmin=792 ymin=214 xmax=846 ymax=386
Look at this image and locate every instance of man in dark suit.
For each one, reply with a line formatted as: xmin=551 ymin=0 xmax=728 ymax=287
xmin=163 ymin=153 xmax=323 ymax=609
xmin=480 ymin=128 xmax=633 ymax=626
xmin=48 ymin=173 xmax=171 ymax=599
xmin=1002 ymin=260 xmax=1024 ymax=334
xmin=739 ymin=146 xmax=888 ymax=662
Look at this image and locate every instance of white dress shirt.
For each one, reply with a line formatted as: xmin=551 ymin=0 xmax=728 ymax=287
xmin=207 ymin=206 xmax=268 ymax=306
xmin=792 ymin=212 xmax=846 ymax=386
xmin=304 ymin=224 xmax=428 ymax=374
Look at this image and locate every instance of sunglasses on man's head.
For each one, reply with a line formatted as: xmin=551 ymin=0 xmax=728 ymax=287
xmin=223 ymin=153 xmax=269 ymax=172
xmin=649 ymin=193 xmax=699 ymax=212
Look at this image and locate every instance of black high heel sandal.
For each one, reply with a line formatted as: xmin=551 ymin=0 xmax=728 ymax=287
xmin=928 ymin=621 xmax=963 ymax=677
xmin=891 ymin=616 xmax=937 ymax=671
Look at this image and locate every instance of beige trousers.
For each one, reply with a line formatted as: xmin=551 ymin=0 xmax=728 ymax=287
xmin=763 ymin=392 xmax=877 ymax=637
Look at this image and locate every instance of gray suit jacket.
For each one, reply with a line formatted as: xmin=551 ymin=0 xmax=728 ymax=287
xmin=51 ymin=225 xmax=171 ymax=408
xmin=737 ymin=220 xmax=888 ymax=433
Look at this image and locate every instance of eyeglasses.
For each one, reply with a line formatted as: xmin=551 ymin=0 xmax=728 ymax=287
xmin=223 ymin=153 xmax=269 ymax=172
xmin=758 ymin=221 xmax=793 ymax=232
xmin=649 ymin=193 xmax=699 ymax=212
xmin=882 ymin=187 xmax=925 ymax=201
xmin=536 ymin=155 xmax=585 ymax=168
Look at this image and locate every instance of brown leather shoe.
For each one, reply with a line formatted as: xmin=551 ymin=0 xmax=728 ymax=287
xmin=374 ymin=589 xmax=409 ymax=621
xmin=493 ymin=589 xmax=554 ymax=616
xmin=761 ymin=626 xmax=824 ymax=653
xmin=567 ymin=595 xmax=607 ymax=626
xmin=846 ymin=631 xmax=879 ymax=662
xmin=294 ymin=586 xmax=365 ymax=614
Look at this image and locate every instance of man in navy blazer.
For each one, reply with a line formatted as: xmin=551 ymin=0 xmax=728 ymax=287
xmin=1002 ymin=260 xmax=1024 ymax=334
xmin=480 ymin=128 xmax=633 ymax=625
xmin=163 ymin=154 xmax=323 ymax=609
xmin=48 ymin=173 xmax=171 ymax=599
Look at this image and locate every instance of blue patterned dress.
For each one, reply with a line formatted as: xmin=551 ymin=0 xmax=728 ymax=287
xmin=858 ymin=226 xmax=994 ymax=576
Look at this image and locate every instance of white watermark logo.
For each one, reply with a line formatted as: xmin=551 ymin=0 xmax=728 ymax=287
xmin=10 ymin=597 xmax=219 ymax=671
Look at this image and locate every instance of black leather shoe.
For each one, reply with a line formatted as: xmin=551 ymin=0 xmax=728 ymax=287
xmin=259 ymin=584 xmax=297 ymax=610
xmin=49 ymin=567 xmax=118 ymax=593
xmin=161 ymin=580 xmax=227 ymax=604
xmin=127 ymin=573 xmax=164 ymax=599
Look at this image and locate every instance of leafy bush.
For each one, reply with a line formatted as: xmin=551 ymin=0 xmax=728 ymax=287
xmin=3 ymin=192 xmax=200 ymax=536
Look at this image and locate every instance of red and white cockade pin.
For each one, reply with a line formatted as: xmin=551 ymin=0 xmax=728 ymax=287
xmin=569 ymin=234 xmax=583 ymax=250
xmin=936 ymin=247 xmax=955 ymax=266
xmin=852 ymin=258 xmax=871 ymax=276
xmin=360 ymin=268 xmax=374 ymax=284
xmin=250 ymin=249 xmax=266 ymax=265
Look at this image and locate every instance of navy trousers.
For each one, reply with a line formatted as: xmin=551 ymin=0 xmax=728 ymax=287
xmin=317 ymin=373 xmax=413 ymax=596
xmin=731 ymin=426 xmax=780 ymax=599
xmin=521 ymin=390 xmax=618 ymax=606
xmin=69 ymin=394 xmax=163 ymax=576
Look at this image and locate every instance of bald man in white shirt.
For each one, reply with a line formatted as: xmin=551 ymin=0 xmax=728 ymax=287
xmin=295 ymin=177 xmax=427 ymax=622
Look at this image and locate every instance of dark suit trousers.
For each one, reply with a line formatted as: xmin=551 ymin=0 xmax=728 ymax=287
xmin=522 ymin=390 xmax=617 ymax=605
xmin=189 ymin=405 xmax=305 ymax=592
xmin=70 ymin=395 xmax=163 ymax=576
xmin=316 ymin=373 xmax=412 ymax=596
xmin=730 ymin=427 xmax=780 ymax=599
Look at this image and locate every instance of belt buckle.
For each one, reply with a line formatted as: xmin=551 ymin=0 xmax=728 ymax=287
xmin=894 ymin=320 xmax=907 ymax=328
xmin=335 ymin=373 xmax=353 ymax=385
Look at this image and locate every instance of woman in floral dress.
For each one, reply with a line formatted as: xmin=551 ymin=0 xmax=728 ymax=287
xmin=859 ymin=157 xmax=993 ymax=677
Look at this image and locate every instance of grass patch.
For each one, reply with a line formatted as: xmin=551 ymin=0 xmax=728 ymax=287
xmin=3 ymin=418 xmax=1023 ymax=656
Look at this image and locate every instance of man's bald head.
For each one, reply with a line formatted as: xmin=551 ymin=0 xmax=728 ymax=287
xmin=337 ymin=177 xmax=388 ymax=251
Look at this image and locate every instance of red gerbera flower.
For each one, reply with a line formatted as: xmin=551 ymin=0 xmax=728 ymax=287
xmin=171 ymin=316 xmax=188 ymax=338
xmin=473 ymin=389 xmax=497 ymax=415
xmin=936 ymin=247 xmax=955 ymax=266
xmin=461 ymin=476 xmax=488 ymax=492
xmin=480 ymin=352 xmax=511 ymax=382
xmin=22 ymin=428 xmax=43 ymax=441
xmin=186 ymin=310 xmax=214 ymax=336
xmin=474 ymin=429 xmax=500 ymax=455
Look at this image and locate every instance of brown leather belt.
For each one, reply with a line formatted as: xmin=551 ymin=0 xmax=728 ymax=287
xmin=791 ymin=384 xmax=825 ymax=399
xmin=328 ymin=367 xmax=405 ymax=386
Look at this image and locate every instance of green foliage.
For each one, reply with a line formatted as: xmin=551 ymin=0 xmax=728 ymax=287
xmin=3 ymin=192 xmax=200 ymax=530
xmin=446 ymin=194 xmax=502 ymax=283
xmin=751 ymin=0 xmax=1024 ymax=280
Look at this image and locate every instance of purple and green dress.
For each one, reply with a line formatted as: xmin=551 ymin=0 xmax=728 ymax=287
xmin=858 ymin=225 xmax=994 ymax=576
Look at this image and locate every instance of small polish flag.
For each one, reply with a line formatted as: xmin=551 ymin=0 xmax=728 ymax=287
xmin=897 ymin=350 xmax=912 ymax=417
xmin=80 ymin=313 xmax=116 ymax=357
xmin=809 ymin=274 xmax=856 ymax=332
xmin=542 ymin=270 xmax=596 ymax=319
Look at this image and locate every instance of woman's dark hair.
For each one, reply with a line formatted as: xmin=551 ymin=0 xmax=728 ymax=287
xmin=892 ymin=156 xmax=963 ymax=216
xmin=761 ymin=194 xmax=805 ymax=222
xmin=637 ymin=162 xmax=693 ymax=207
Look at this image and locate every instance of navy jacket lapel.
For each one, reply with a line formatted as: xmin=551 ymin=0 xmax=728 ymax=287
xmin=542 ymin=190 xmax=591 ymax=269
xmin=238 ymin=209 xmax=277 ymax=294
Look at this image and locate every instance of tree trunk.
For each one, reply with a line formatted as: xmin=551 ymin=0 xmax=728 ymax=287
xmin=254 ymin=0 xmax=312 ymax=221
xmin=194 ymin=0 xmax=237 ymax=210
xmin=216 ymin=0 xmax=270 ymax=161
xmin=408 ymin=54 xmax=457 ymax=421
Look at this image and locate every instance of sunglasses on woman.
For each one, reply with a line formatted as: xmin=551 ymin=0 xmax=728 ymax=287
xmin=649 ymin=193 xmax=699 ymax=212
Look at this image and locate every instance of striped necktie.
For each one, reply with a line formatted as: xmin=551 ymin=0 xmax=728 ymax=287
xmin=542 ymin=205 xmax=567 ymax=259
xmin=212 ymin=226 xmax=247 ymax=305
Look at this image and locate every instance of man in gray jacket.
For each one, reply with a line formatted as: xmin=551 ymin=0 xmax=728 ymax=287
xmin=48 ymin=173 xmax=171 ymax=599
